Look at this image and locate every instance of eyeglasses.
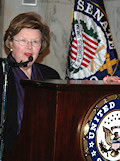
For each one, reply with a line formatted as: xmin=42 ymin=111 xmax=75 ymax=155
xmin=13 ymin=38 xmax=41 ymax=47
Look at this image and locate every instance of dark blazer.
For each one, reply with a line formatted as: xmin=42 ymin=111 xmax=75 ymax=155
xmin=0 ymin=61 xmax=60 ymax=156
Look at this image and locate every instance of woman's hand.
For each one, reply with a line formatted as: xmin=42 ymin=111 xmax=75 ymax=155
xmin=103 ymin=75 xmax=120 ymax=84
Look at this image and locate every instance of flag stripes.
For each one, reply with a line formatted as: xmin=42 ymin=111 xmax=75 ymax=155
xmin=70 ymin=32 xmax=98 ymax=68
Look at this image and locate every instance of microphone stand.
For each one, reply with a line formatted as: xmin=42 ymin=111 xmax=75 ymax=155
xmin=0 ymin=59 xmax=10 ymax=161
xmin=0 ymin=56 xmax=33 ymax=160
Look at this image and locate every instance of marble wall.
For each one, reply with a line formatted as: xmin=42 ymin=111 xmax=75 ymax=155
xmin=1 ymin=0 xmax=120 ymax=79
xmin=104 ymin=0 xmax=120 ymax=60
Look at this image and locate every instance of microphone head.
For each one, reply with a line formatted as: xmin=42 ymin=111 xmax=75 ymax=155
xmin=28 ymin=56 xmax=33 ymax=62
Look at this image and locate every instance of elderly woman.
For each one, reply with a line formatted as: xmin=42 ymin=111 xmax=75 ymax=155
xmin=0 ymin=12 xmax=60 ymax=156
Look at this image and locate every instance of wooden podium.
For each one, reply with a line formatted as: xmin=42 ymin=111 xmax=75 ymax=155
xmin=3 ymin=79 xmax=120 ymax=161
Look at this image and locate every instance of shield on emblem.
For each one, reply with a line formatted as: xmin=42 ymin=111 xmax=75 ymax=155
xmin=112 ymin=140 xmax=120 ymax=151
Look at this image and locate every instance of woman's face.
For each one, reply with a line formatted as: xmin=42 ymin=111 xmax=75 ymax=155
xmin=10 ymin=28 xmax=41 ymax=67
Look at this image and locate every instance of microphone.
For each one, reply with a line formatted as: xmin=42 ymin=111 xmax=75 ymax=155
xmin=18 ymin=56 xmax=33 ymax=67
xmin=0 ymin=56 xmax=33 ymax=67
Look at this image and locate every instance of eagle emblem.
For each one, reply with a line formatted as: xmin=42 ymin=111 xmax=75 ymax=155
xmin=99 ymin=126 xmax=120 ymax=157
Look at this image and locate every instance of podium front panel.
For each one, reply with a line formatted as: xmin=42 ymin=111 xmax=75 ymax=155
xmin=3 ymin=80 xmax=120 ymax=161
